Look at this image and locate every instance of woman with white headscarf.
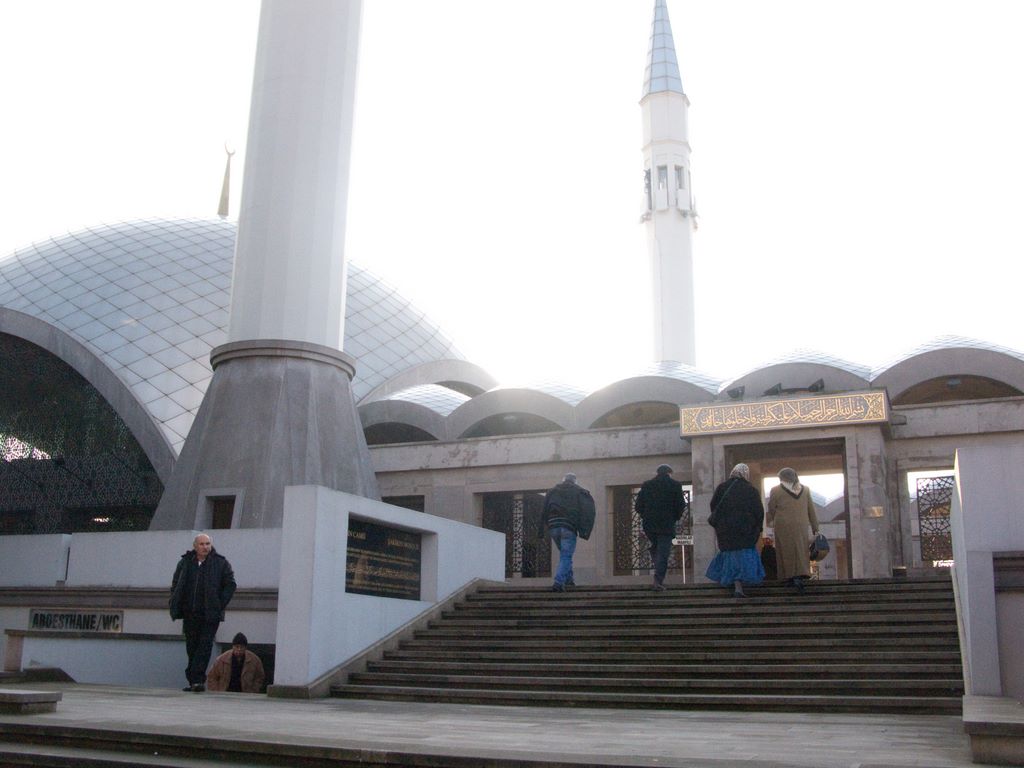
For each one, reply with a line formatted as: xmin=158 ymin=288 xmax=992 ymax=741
xmin=705 ymin=463 xmax=765 ymax=597
xmin=767 ymin=467 xmax=820 ymax=593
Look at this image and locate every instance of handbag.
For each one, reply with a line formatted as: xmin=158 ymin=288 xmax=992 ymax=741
xmin=809 ymin=532 xmax=830 ymax=561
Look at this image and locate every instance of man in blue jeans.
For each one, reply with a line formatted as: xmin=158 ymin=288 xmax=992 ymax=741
xmin=540 ymin=473 xmax=595 ymax=592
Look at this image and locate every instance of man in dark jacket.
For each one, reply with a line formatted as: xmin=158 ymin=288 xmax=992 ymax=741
xmin=539 ymin=473 xmax=595 ymax=592
xmin=169 ymin=533 xmax=236 ymax=692
xmin=634 ymin=464 xmax=687 ymax=591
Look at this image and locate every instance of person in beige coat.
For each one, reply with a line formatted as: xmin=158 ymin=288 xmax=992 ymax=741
xmin=766 ymin=468 xmax=819 ymax=593
xmin=205 ymin=632 xmax=265 ymax=693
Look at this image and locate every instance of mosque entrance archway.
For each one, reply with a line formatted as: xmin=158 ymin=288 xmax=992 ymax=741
xmin=722 ymin=438 xmax=851 ymax=581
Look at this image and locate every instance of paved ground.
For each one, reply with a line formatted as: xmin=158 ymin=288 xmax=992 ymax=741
xmin=0 ymin=683 xmax=976 ymax=767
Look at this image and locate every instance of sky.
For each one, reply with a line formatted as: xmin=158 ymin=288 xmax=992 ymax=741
xmin=2 ymin=1 xmax=1023 ymax=389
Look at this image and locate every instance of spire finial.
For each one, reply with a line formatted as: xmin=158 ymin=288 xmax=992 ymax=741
xmin=217 ymin=143 xmax=236 ymax=220
xmin=643 ymin=0 xmax=684 ymax=97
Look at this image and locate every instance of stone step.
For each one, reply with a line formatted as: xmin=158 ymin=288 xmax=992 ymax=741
xmin=330 ymin=684 xmax=963 ymax=715
xmin=432 ymin=611 xmax=956 ymax=629
xmin=399 ymin=635 xmax=960 ymax=650
xmin=347 ymin=671 xmax=963 ymax=696
xmin=473 ymin=579 xmax=952 ymax=598
xmin=383 ymin=647 xmax=963 ymax=663
xmin=452 ymin=598 xmax=954 ymax=618
xmin=367 ymin=660 xmax=964 ymax=679
xmin=0 ymin=742 xmax=228 ymax=767
xmin=0 ymin=720 xmax=661 ymax=768
xmin=335 ymin=578 xmax=961 ymax=715
xmin=466 ymin=588 xmax=955 ymax=604
xmin=413 ymin=624 xmax=957 ymax=640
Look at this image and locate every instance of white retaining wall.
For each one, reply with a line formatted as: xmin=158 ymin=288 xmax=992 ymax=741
xmin=951 ymin=439 xmax=1024 ymax=698
xmin=274 ymin=485 xmax=505 ymax=687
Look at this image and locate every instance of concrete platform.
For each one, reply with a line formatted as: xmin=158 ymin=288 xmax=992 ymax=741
xmin=0 ymin=687 xmax=61 ymax=714
xmin=0 ymin=682 xmax=980 ymax=767
xmin=963 ymin=695 xmax=1024 ymax=766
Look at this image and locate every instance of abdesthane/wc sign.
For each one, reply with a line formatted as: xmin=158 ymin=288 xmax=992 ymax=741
xmin=28 ymin=609 xmax=123 ymax=633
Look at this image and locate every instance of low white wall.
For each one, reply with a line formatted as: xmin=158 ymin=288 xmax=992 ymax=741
xmin=18 ymin=635 xmax=183 ymax=687
xmin=274 ymin=485 xmax=505 ymax=687
xmin=951 ymin=441 xmax=1024 ymax=697
xmin=997 ymin=591 xmax=1024 ymax=700
xmin=0 ymin=535 xmax=70 ymax=587
xmin=66 ymin=529 xmax=282 ymax=588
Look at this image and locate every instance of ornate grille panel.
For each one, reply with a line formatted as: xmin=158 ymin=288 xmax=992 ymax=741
xmin=612 ymin=485 xmax=691 ymax=576
xmin=0 ymin=333 xmax=163 ymax=534
xmin=481 ymin=490 xmax=551 ymax=578
xmin=916 ymin=475 xmax=955 ymax=563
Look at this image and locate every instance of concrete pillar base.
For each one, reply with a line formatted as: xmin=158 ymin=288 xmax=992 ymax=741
xmin=149 ymin=340 xmax=378 ymax=530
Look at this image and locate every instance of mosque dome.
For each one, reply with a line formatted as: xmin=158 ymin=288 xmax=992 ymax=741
xmin=0 ymin=218 xmax=474 ymax=456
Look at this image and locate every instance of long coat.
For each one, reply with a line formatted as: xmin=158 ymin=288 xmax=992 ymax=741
xmin=708 ymin=476 xmax=764 ymax=552
xmin=767 ymin=485 xmax=819 ymax=580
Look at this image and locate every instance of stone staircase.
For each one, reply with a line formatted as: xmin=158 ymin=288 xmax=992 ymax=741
xmin=332 ymin=577 xmax=963 ymax=714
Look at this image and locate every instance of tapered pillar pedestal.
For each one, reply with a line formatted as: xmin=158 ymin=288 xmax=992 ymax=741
xmin=149 ymin=340 xmax=379 ymax=530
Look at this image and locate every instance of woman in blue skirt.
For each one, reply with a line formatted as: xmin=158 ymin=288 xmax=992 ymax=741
xmin=705 ymin=463 xmax=765 ymax=597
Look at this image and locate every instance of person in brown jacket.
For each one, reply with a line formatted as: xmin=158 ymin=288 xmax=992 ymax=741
xmin=205 ymin=632 xmax=265 ymax=693
xmin=766 ymin=467 xmax=819 ymax=594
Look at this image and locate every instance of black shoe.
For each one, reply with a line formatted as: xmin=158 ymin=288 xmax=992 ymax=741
xmin=191 ymin=683 xmax=205 ymax=692
xmin=651 ymin=583 xmax=666 ymax=592
xmin=551 ymin=583 xmax=565 ymax=592
xmin=792 ymin=578 xmax=805 ymax=594
xmin=565 ymin=579 xmax=576 ymax=587
xmin=182 ymin=686 xmax=193 ymax=692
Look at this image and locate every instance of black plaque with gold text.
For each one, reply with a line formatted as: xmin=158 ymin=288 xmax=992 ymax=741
xmin=346 ymin=518 xmax=422 ymax=600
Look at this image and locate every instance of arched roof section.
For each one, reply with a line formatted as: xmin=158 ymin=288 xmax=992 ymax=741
xmin=359 ymin=359 xmax=496 ymax=404
xmin=358 ymin=398 xmax=447 ymax=443
xmin=0 ymin=309 xmax=175 ymax=483
xmin=0 ymin=218 xmax=466 ymax=455
xmin=449 ymin=388 xmax=575 ymax=439
xmin=871 ymin=337 xmax=1024 ymax=404
xmin=719 ymin=350 xmax=871 ymax=398
xmin=577 ymin=374 xmax=715 ymax=429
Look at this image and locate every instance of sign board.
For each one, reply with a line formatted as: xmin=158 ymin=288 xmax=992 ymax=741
xmin=29 ymin=609 xmax=124 ymax=633
xmin=346 ymin=518 xmax=422 ymax=601
xmin=680 ymin=391 xmax=889 ymax=437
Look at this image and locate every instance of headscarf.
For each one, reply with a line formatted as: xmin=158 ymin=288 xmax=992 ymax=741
xmin=729 ymin=463 xmax=750 ymax=481
xmin=778 ymin=467 xmax=802 ymax=495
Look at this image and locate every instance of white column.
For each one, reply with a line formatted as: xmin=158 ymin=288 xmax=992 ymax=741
xmin=229 ymin=0 xmax=362 ymax=349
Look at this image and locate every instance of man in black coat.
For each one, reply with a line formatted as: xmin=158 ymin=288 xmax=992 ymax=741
xmin=169 ymin=533 xmax=236 ymax=692
xmin=634 ymin=464 xmax=687 ymax=591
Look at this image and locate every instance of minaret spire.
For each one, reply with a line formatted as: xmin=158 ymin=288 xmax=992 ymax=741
xmin=217 ymin=143 xmax=235 ymax=219
xmin=640 ymin=0 xmax=696 ymax=365
xmin=643 ymin=0 xmax=685 ymax=97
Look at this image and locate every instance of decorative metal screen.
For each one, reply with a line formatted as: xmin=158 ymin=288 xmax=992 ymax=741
xmin=0 ymin=333 xmax=163 ymax=534
xmin=612 ymin=485 xmax=692 ymax=576
xmin=916 ymin=474 xmax=955 ymax=563
xmin=481 ymin=490 xmax=551 ymax=578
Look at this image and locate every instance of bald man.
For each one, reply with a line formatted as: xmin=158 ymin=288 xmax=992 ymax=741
xmin=169 ymin=533 xmax=236 ymax=692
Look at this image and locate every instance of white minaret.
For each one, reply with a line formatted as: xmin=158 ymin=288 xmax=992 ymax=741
xmin=641 ymin=0 xmax=696 ymax=366
xmin=151 ymin=0 xmax=378 ymax=530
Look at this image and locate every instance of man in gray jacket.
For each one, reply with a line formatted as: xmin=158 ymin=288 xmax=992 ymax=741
xmin=540 ymin=473 xmax=595 ymax=592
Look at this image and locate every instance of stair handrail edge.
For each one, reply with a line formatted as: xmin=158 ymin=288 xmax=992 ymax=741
xmin=266 ymin=577 xmax=505 ymax=699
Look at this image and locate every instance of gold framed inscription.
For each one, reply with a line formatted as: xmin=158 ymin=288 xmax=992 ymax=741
xmin=680 ymin=391 xmax=888 ymax=436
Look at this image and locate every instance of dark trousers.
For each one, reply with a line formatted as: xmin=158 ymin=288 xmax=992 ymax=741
xmin=648 ymin=533 xmax=674 ymax=585
xmin=183 ymin=617 xmax=220 ymax=685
